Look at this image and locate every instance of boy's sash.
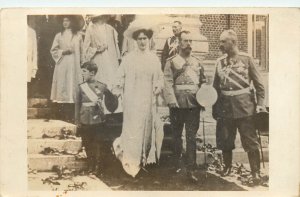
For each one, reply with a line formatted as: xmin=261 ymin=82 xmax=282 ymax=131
xmin=81 ymin=83 xmax=123 ymax=114
xmin=80 ymin=83 xmax=99 ymax=102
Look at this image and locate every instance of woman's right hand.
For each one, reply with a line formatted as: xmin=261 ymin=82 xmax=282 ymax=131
xmin=62 ymin=49 xmax=72 ymax=55
xmin=111 ymin=86 xmax=122 ymax=97
xmin=97 ymin=44 xmax=108 ymax=53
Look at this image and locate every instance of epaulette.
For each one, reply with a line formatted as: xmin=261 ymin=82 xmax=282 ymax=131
xmin=166 ymin=55 xmax=176 ymax=62
xmin=191 ymin=54 xmax=202 ymax=62
xmin=96 ymin=81 xmax=107 ymax=88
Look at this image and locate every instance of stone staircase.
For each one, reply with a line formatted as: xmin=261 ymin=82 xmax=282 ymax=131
xmin=27 ymin=98 xmax=121 ymax=191
xmin=27 ymin=98 xmax=51 ymax=119
xmin=27 ymin=99 xmax=86 ymax=172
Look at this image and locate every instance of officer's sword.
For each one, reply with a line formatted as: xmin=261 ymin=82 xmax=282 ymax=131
xmin=202 ymin=116 xmax=208 ymax=178
xmin=257 ymin=128 xmax=265 ymax=168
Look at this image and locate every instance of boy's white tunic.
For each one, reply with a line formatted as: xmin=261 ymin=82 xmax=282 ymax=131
xmin=113 ymin=49 xmax=164 ymax=177
xmin=50 ymin=30 xmax=83 ymax=103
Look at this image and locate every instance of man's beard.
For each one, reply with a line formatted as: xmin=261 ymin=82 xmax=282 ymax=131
xmin=219 ymin=45 xmax=225 ymax=53
xmin=182 ymin=46 xmax=192 ymax=55
xmin=219 ymin=45 xmax=235 ymax=55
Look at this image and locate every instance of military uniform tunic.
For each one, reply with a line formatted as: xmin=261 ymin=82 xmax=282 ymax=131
xmin=212 ymin=52 xmax=265 ymax=152
xmin=161 ymin=36 xmax=179 ymax=70
xmin=76 ymin=80 xmax=108 ymax=125
xmin=163 ymin=54 xmax=206 ymax=108
xmin=163 ymin=54 xmax=206 ymax=171
xmin=75 ymin=80 xmax=113 ymax=171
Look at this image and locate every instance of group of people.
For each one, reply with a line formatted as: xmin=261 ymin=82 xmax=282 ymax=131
xmin=29 ymin=15 xmax=266 ymax=185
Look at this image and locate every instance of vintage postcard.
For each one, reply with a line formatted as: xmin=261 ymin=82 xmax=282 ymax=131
xmin=0 ymin=8 xmax=299 ymax=197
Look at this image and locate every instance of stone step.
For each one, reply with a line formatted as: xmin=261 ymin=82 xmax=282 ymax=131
xmin=28 ymin=98 xmax=49 ymax=108
xmin=196 ymin=148 xmax=269 ymax=165
xmin=28 ymin=154 xmax=87 ymax=171
xmin=28 ymin=108 xmax=51 ymax=119
xmin=28 ymin=172 xmax=111 ymax=191
xmin=28 ymin=119 xmax=77 ymax=139
xmin=27 ymin=138 xmax=82 ymax=154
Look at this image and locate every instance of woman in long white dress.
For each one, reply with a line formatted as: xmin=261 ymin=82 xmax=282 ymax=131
xmin=83 ymin=15 xmax=121 ymax=89
xmin=112 ymin=22 xmax=164 ymax=178
xmin=50 ymin=16 xmax=84 ymax=122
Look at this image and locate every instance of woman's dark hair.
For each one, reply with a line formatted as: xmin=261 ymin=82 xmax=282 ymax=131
xmin=59 ymin=15 xmax=80 ymax=34
xmin=132 ymin=29 xmax=153 ymax=40
xmin=81 ymin=61 xmax=98 ymax=74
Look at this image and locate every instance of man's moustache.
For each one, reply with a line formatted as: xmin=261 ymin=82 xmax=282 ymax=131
xmin=184 ymin=46 xmax=192 ymax=50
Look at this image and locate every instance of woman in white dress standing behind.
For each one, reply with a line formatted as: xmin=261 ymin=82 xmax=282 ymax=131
xmin=83 ymin=15 xmax=121 ymax=89
xmin=50 ymin=15 xmax=84 ymax=122
xmin=113 ymin=20 xmax=164 ymax=178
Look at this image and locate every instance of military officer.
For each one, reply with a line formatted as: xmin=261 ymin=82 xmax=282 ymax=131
xmin=75 ymin=61 xmax=118 ymax=175
xmin=163 ymin=30 xmax=206 ymax=182
xmin=212 ymin=29 xmax=266 ymax=184
xmin=161 ymin=21 xmax=182 ymax=70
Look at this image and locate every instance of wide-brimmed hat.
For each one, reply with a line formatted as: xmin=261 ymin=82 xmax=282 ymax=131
xmin=124 ymin=18 xmax=159 ymax=39
xmin=55 ymin=15 xmax=85 ymax=31
xmin=89 ymin=14 xmax=111 ymax=23
xmin=104 ymin=92 xmax=119 ymax=113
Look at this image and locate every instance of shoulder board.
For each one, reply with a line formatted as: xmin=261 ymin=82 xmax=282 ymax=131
xmin=166 ymin=55 xmax=176 ymax=62
xmin=216 ymin=54 xmax=227 ymax=61
xmin=96 ymin=81 xmax=107 ymax=87
xmin=191 ymin=54 xmax=202 ymax=62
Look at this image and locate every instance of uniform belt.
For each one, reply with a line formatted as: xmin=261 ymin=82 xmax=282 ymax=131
xmin=174 ymin=84 xmax=199 ymax=91
xmin=82 ymin=102 xmax=96 ymax=107
xmin=221 ymin=87 xmax=250 ymax=96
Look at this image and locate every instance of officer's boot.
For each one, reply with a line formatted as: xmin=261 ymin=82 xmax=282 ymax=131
xmin=247 ymin=150 xmax=261 ymax=185
xmin=221 ymin=150 xmax=232 ymax=177
xmin=87 ymin=157 xmax=95 ymax=174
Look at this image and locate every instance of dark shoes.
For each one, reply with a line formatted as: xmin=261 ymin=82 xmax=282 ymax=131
xmin=247 ymin=150 xmax=261 ymax=186
xmin=187 ymin=171 xmax=199 ymax=183
xmin=221 ymin=150 xmax=233 ymax=176
xmin=249 ymin=172 xmax=261 ymax=186
xmin=221 ymin=165 xmax=232 ymax=177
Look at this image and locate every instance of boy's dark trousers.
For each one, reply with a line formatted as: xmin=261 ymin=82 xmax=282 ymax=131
xmin=80 ymin=123 xmax=107 ymax=173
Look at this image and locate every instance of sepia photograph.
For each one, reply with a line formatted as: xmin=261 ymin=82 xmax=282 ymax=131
xmin=1 ymin=6 xmax=300 ymax=197
xmin=26 ymin=13 xmax=270 ymax=191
